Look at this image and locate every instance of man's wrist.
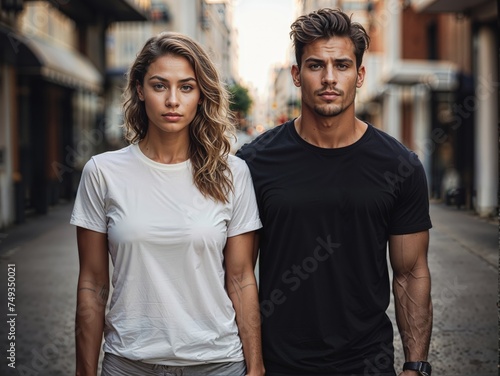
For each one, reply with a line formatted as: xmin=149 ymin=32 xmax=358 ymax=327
xmin=402 ymin=361 xmax=432 ymax=376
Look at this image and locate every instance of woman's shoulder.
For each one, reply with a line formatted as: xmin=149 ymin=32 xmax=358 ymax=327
xmin=227 ymin=153 xmax=252 ymax=180
xmin=84 ymin=145 xmax=135 ymax=171
xmin=93 ymin=144 xmax=133 ymax=159
xmin=228 ymin=153 xmax=249 ymax=170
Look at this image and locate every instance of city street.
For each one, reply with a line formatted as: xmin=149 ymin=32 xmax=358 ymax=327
xmin=0 ymin=201 xmax=497 ymax=376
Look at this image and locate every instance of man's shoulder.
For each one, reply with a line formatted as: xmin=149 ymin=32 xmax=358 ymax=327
xmin=365 ymin=125 xmax=426 ymax=179
xmin=236 ymin=121 xmax=291 ymax=161
xmin=369 ymin=125 xmax=417 ymax=156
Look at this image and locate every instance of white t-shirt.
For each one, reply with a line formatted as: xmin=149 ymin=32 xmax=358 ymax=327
xmin=70 ymin=144 xmax=262 ymax=365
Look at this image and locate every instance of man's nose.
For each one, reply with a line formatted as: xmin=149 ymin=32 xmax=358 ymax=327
xmin=322 ymin=65 xmax=337 ymax=85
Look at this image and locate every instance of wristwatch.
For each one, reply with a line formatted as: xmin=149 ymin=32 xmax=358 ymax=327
xmin=403 ymin=361 xmax=432 ymax=376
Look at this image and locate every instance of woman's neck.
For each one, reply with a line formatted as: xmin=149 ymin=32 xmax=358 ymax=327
xmin=138 ymin=132 xmax=190 ymax=164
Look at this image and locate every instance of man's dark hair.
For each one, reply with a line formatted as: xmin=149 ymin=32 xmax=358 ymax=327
xmin=290 ymin=8 xmax=370 ymax=69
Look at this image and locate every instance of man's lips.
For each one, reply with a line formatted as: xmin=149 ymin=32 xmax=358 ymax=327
xmin=319 ymin=91 xmax=341 ymax=100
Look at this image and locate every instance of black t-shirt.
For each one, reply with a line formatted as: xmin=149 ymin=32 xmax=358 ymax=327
xmin=236 ymin=120 xmax=432 ymax=376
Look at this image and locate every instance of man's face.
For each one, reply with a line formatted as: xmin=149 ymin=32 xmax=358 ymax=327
xmin=292 ymin=36 xmax=365 ymax=119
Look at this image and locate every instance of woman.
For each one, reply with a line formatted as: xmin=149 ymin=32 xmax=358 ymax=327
xmin=71 ymin=32 xmax=264 ymax=376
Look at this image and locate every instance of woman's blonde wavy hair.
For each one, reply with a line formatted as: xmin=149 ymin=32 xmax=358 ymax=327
xmin=122 ymin=32 xmax=235 ymax=203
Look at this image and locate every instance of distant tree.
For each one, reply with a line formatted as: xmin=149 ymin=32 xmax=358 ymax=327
xmin=228 ymin=83 xmax=253 ymax=120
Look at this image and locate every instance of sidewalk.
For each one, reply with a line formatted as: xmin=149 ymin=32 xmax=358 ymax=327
xmin=392 ymin=201 xmax=498 ymax=376
xmin=0 ymin=202 xmax=75 ymax=256
xmin=0 ymin=201 xmax=497 ymax=376
xmin=0 ymin=202 xmax=78 ymax=376
xmin=429 ymin=201 xmax=498 ymax=268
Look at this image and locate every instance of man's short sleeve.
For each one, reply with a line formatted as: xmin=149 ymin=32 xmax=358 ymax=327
xmin=389 ymin=152 xmax=432 ymax=235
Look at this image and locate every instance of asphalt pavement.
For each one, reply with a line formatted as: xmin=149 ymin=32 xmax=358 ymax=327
xmin=0 ymin=200 xmax=497 ymax=376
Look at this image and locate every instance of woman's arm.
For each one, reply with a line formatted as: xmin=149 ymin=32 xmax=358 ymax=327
xmin=389 ymin=231 xmax=432 ymax=375
xmin=75 ymin=227 xmax=109 ymax=376
xmin=224 ymin=231 xmax=264 ymax=376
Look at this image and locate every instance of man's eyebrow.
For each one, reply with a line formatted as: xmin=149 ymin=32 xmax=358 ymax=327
xmin=303 ymin=57 xmax=354 ymax=64
xmin=303 ymin=57 xmax=325 ymax=64
xmin=148 ymin=75 xmax=197 ymax=83
xmin=334 ymin=58 xmax=354 ymax=64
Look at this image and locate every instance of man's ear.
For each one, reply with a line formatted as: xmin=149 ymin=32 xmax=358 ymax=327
xmin=291 ymin=65 xmax=301 ymax=87
xmin=136 ymin=80 xmax=145 ymax=101
xmin=356 ymin=65 xmax=366 ymax=88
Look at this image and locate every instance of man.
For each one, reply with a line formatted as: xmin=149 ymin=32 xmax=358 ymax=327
xmin=236 ymin=8 xmax=433 ymax=376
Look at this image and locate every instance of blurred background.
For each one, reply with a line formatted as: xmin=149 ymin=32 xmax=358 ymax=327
xmin=0 ymin=0 xmax=497 ymax=227
xmin=0 ymin=2 xmax=498 ymax=375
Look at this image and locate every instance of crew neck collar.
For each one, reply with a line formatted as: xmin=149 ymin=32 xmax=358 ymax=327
xmin=131 ymin=143 xmax=191 ymax=171
xmin=288 ymin=119 xmax=372 ymax=155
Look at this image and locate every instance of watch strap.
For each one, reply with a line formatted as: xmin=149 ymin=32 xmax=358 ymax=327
xmin=403 ymin=361 xmax=432 ymax=375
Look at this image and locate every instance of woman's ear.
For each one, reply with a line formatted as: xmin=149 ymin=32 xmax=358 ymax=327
xmin=136 ymin=80 xmax=145 ymax=101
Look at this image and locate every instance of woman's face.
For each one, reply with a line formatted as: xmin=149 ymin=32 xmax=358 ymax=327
xmin=137 ymin=53 xmax=201 ymax=137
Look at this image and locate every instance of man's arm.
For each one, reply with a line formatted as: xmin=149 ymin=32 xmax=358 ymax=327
xmin=224 ymin=231 xmax=265 ymax=376
xmin=75 ymin=227 xmax=109 ymax=376
xmin=389 ymin=230 xmax=432 ymax=375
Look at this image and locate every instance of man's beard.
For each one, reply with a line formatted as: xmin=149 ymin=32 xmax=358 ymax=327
xmin=313 ymin=103 xmax=343 ymax=117
xmin=312 ymin=86 xmax=347 ymax=117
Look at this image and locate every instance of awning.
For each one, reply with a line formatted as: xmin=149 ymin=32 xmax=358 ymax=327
xmin=412 ymin=0 xmax=491 ymax=13
xmin=25 ymin=0 xmax=150 ymax=23
xmin=4 ymin=28 xmax=102 ymax=93
xmin=382 ymin=60 xmax=458 ymax=91
xmin=0 ymin=24 xmax=38 ymax=65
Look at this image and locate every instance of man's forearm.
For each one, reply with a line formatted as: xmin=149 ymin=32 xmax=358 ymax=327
xmin=393 ymin=270 xmax=433 ymax=361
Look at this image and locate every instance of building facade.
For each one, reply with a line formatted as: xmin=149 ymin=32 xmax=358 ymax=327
xmin=358 ymin=0 xmax=497 ymax=217
xmin=0 ymin=0 xmax=149 ymax=228
xmin=411 ymin=0 xmax=498 ymax=217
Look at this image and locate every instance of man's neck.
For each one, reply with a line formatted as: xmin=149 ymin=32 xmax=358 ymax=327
xmin=294 ymin=112 xmax=367 ymax=149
